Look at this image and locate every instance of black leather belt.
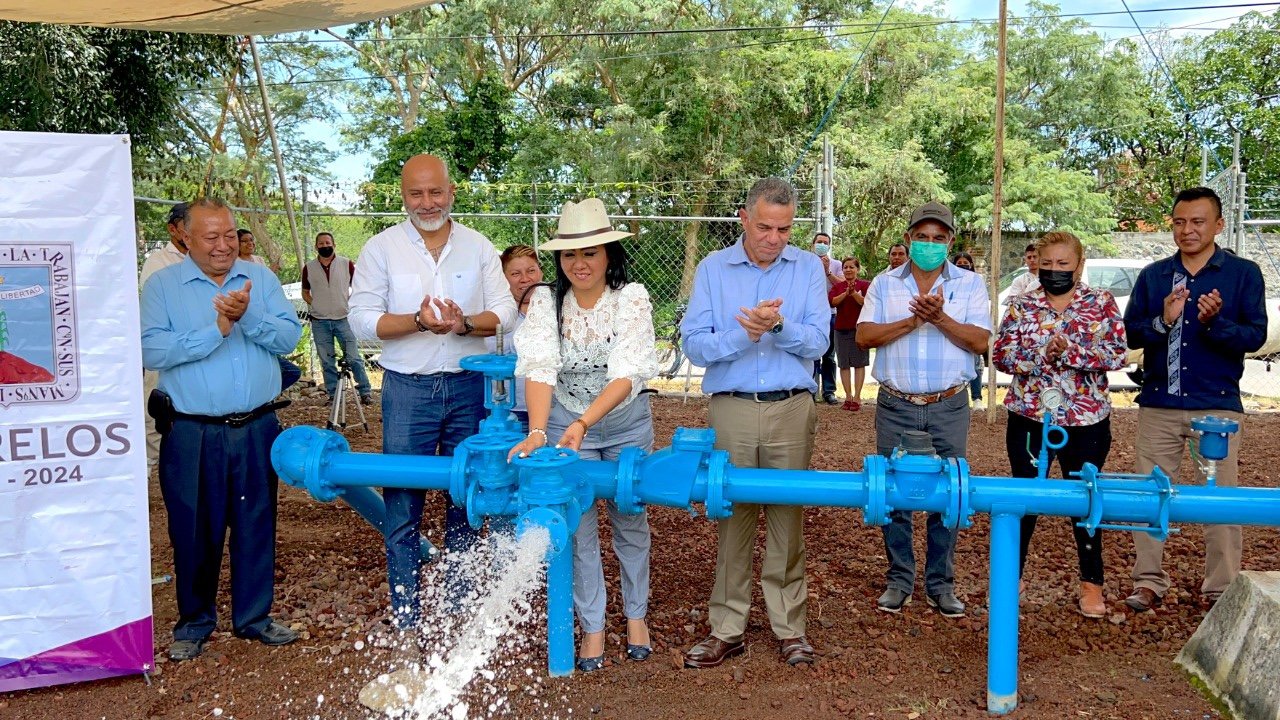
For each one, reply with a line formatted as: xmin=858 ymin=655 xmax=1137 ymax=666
xmin=713 ymin=388 xmax=809 ymax=403
xmin=174 ymin=400 xmax=290 ymax=428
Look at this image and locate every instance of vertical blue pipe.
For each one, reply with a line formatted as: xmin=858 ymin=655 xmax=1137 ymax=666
xmin=987 ymin=508 xmax=1022 ymax=714
xmin=545 ymin=542 xmax=574 ymax=676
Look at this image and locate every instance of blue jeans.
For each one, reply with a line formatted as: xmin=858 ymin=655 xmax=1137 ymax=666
xmin=381 ymin=368 xmax=485 ymax=627
xmin=874 ymin=388 xmax=970 ymax=596
xmin=312 ymin=317 xmax=371 ymax=397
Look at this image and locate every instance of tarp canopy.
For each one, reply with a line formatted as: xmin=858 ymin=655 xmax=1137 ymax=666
xmin=0 ymin=0 xmax=441 ymax=35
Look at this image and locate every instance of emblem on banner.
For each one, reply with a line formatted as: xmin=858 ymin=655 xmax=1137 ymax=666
xmin=0 ymin=242 xmax=79 ymax=407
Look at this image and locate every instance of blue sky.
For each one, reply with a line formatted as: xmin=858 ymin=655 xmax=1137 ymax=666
xmin=304 ymin=1 xmax=1273 ymax=206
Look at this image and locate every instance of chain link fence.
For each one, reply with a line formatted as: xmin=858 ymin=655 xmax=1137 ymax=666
xmin=133 ymin=192 xmax=1280 ymax=405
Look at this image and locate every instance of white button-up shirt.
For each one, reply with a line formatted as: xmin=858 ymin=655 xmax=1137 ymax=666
xmin=859 ymin=260 xmax=991 ymax=394
xmin=349 ymin=219 xmax=516 ymax=374
xmin=139 ymin=241 xmax=187 ymax=285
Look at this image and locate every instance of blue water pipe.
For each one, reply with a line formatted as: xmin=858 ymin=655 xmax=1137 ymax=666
xmin=271 ymin=353 xmax=1280 ymax=714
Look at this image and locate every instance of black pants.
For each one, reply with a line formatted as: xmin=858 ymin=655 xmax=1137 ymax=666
xmin=814 ymin=315 xmax=837 ymax=396
xmin=159 ymin=413 xmax=281 ymax=641
xmin=1006 ymin=412 xmax=1110 ymax=584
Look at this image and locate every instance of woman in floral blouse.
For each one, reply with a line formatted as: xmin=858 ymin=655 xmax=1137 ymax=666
xmin=508 ymin=198 xmax=659 ymax=672
xmin=993 ymin=231 xmax=1127 ymax=618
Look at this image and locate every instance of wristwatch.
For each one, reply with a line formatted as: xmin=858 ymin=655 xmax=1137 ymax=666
xmin=769 ymin=318 xmax=784 ymax=335
xmin=413 ymin=310 xmax=430 ymax=333
xmin=457 ymin=315 xmax=475 ymax=336
xmin=1154 ymin=316 xmax=1174 ymax=334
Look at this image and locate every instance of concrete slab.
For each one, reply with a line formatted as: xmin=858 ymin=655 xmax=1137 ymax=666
xmin=1176 ymin=571 xmax=1280 ymax=720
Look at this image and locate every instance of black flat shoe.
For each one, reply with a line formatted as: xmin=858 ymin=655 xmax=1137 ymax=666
xmin=626 ymin=644 xmax=652 ymax=661
xmin=576 ymin=655 xmax=605 ymax=672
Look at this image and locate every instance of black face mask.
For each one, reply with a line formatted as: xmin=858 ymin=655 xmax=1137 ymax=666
xmin=317 ymin=246 xmax=335 ymax=258
xmin=1038 ymin=269 xmax=1076 ymax=296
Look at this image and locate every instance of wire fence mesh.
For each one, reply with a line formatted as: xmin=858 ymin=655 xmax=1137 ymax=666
xmin=134 ymin=192 xmax=1280 ymax=405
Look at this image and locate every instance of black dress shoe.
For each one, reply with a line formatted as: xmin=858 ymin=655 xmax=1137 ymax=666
xmin=927 ymin=591 xmax=966 ymax=618
xmin=238 ymin=621 xmax=299 ymax=646
xmin=168 ymin=638 xmax=206 ymax=661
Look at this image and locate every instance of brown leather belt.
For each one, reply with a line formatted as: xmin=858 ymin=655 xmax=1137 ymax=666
xmin=879 ymin=383 xmax=966 ymax=406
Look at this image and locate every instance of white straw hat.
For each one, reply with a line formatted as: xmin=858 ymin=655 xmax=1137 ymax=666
xmin=539 ymin=198 xmax=634 ymax=251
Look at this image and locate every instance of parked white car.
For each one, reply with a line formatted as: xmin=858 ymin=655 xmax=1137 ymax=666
xmin=996 ymin=258 xmax=1152 ymax=319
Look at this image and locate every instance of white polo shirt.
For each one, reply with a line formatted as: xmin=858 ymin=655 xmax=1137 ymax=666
xmin=349 ymin=219 xmax=516 ymax=374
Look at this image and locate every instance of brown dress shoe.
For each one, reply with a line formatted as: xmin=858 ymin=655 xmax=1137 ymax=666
xmin=684 ymin=636 xmax=745 ymax=669
xmin=1124 ymin=587 xmax=1161 ymax=612
xmin=779 ymin=636 xmax=815 ymax=666
xmin=1078 ymin=582 xmax=1106 ymax=618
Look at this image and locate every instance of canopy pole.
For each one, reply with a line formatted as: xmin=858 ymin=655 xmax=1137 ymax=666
xmin=248 ymin=36 xmax=306 ymax=276
xmin=987 ymin=0 xmax=1008 ymax=423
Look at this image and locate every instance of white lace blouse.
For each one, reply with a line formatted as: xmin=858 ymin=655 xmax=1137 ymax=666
xmin=514 ymin=283 xmax=660 ymax=415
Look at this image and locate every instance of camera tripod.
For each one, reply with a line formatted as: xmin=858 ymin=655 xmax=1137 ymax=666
xmin=327 ymin=358 xmax=368 ymax=433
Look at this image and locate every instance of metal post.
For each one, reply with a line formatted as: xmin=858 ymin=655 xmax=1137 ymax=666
xmin=987 ymin=0 xmax=1009 ymax=422
xmin=822 ymin=137 xmax=835 ymax=237
xmin=248 ymin=36 xmax=306 ymax=276
xmin=987 ymin=507 xmax=1022 ymax=715
xmin=1201 ymin=146 xmax=1210 ymax=185
xmin=531 ymin=182 xmax=539 ymax=248
xmin=300 ymin=175 xmax=312 ymax=246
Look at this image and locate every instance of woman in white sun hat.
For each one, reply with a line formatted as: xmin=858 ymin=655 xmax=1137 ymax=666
xmin=508 ymin=198 xmax=659 ymax=672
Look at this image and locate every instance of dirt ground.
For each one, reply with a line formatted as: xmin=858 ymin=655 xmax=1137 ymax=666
xmin=4 ymin=393 xmax=1280 ymax=720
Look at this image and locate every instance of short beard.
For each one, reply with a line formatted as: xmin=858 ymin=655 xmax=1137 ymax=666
xmin=409 ymin=207 xmax=450 ymax=233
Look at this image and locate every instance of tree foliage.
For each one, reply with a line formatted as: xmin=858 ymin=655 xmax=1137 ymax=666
xmin=0 ymin=22 xmax=235 ymax=148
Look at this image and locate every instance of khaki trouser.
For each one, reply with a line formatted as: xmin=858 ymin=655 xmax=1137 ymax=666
xmin=1131 ymin=407 xmax=1243 ymax=596
xmin=143 ymin=370 xmax=161 ymax=467
xmin=707 ymin=392 xmax=817 ymax=642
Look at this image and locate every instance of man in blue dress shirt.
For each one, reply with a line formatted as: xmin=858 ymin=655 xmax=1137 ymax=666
xmin=141 ymin=198 xmax=303 ymax=661
xmin=1122 ymin=186 xmax=1266 ymax=611
xmin=680 ymin=177 xmax=830 ymax=669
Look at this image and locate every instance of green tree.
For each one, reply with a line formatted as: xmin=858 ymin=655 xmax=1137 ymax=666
xmin=0 ymin=22 xmax=235 ymax=149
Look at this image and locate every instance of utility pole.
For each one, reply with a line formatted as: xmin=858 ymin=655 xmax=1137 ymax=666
xmin=987 ymin=0 xmax=1008 ymax=424
xmin=248 ymin=36 xmax=306 ymax=276
xmin=822 ymin=136 xmax=835 ymax=237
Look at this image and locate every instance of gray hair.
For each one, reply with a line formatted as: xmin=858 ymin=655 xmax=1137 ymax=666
xmin=183 ymin=197 xmax=232 ymax=231
xmin=744 ymin=177 xmax=797 ymax=213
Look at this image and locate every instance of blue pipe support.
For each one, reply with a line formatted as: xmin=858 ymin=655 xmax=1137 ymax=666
xmin=987 ymin=507 xmax=1023 ymax=715
xmin=269 ymin=352 xmax=1280 ymax=714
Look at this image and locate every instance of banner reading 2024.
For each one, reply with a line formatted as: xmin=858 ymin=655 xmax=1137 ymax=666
xmin=0 ymin=131 xmax=153 ymax=691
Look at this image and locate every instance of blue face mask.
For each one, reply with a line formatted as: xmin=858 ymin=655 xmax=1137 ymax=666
xmin=814 ymin=243 xmax=830 ymax=257
xmin=909 ymin=241 xmax=948 ymax=271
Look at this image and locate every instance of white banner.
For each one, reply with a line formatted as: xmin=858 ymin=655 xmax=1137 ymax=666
xmin=0 ymin=131 xmax=153 ymax=690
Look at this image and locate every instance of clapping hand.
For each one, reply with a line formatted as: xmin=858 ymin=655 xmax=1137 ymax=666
xmin=1197 ymin=289 xmax=1223 ymax=323
xmin=908 ymin=287 xmax=946 ymax=325
xmin=1163 ymin=286 xmax=1190 ymax=326
xmin=214 ymin=280 xmax=252 ymax=336
xmin=1044 ymin=334 xmax=1069 ymax=362
xmin=736 ymin=298 xmax=783 ymax=342
xmin=434 ymin=297 xmax=467 ymax=334
xmin=417 ymin=295 xmax=454 ymax=334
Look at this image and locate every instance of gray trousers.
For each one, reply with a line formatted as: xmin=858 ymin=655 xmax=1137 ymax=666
xmin=549 ymin=394 xmax=653 ymax=634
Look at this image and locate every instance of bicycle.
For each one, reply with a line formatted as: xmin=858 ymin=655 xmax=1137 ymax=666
xmin=656 ymin=302 xmax=687 ymax=379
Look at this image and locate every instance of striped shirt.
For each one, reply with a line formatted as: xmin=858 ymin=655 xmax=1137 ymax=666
xmin=858 ymin=260 xmax=991 ymax=394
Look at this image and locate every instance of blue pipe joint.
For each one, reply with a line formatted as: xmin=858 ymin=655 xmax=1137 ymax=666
xmin=862 ymin=454 xmax=891 ymax=525
xmin=516 ymin=506 xmax=572 ymax=555
xmin=271 ymin=425 xmax=349 ymax=502
xmin=1076 ymin=463 xmax=1178 ymax=542
xmin=513 ymin=446 xmax=584 ymax=533
xmin=451 ymin=429 xmax=525 ymax=529
xmin=613 ymin=446 xmax=647 ymax=515
xmin=1192 ymin=415 xmax=1238 ymax=461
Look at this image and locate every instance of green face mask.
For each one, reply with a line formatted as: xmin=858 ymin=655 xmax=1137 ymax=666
xmin=909 ymin=241 xmax=948 ymax=271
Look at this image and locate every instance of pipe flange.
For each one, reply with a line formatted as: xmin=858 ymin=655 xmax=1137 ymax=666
xmin=863 ymin=454 xmax=889 ymax=526
xmin=705 ymin=450 xmax=731 ymax=520
xmin=614 ymin=446 xmax=645 ymax=515
xmin=450 ymin=444 xmax=471 ymax=508
xmin=466 ymin=479 xmax=484 ymax=530
xmin=941 ymin=457 xmax=964 ymax=530
xmin=952 ymin=457 xmax=974 ymax=530
xmin=517 ymin=507 xmax=571 ymax=555
xmin=1078 ymin=463 xmax=1103 ymax=537
xmin=1151 ymin=465 xmax=1174 ymax=542
xmin=304 ymin=429 xmax=349 ymax=503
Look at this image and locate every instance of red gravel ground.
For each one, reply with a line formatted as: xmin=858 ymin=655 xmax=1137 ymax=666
xmin=4 ymin=394 xmax=1278 ymax=720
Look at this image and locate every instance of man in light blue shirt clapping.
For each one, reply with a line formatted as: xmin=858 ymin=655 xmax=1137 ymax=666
xmin=680 ymin=177 xmax=830 ymax=670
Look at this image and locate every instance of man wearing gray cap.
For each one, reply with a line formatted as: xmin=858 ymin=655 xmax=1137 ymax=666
xmin=856 ymin=201 xmax=991 ymax=617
